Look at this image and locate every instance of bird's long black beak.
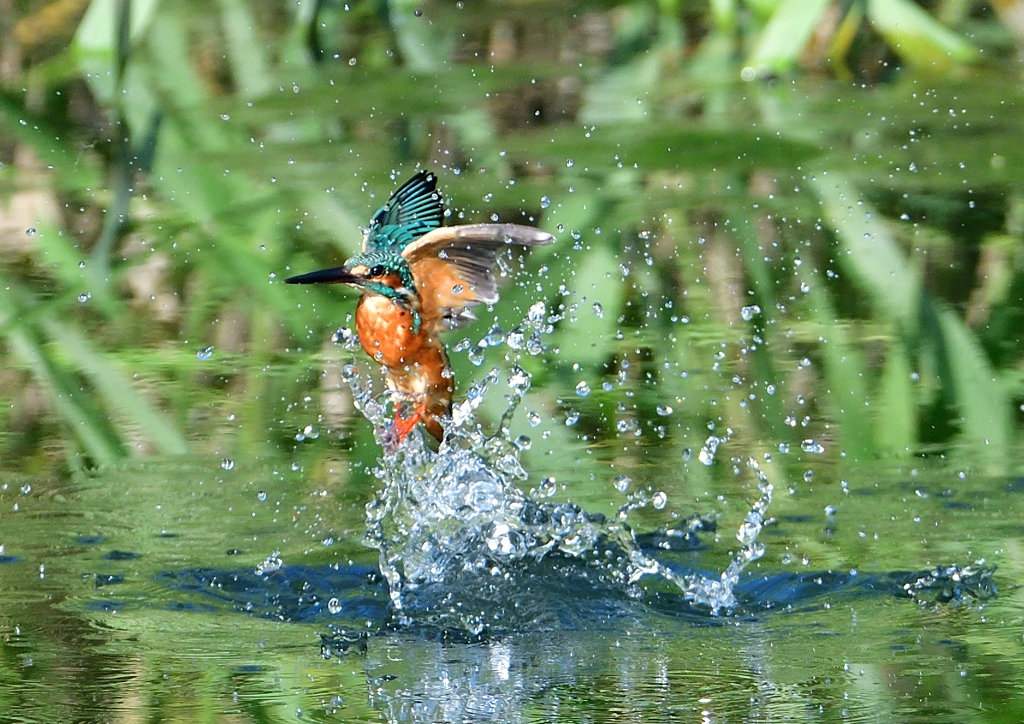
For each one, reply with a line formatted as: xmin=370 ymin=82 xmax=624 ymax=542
xmin=284 ymin=267 xmax=358 ymax=285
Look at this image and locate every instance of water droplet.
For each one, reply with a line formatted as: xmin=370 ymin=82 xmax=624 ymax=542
xmin=451 ymin=284 xmax=464 ymax=295
xmin=566 ymin=158 xmax=574 ymax=168
xmin=20 ymin=483 xmax=31 ymax=495
xmin=698 ymin=436 xmax=720 ymax=466
xmin=508 ymin=366 xmax=531 ymax=395
xmin=592 ymin=301 xmax=604 ymax=318
xmin=800 ymin=439 xmax=825 ymax=454
xmin=538 ymin=476 xmax=557 ymax=497
xmin=295 ymin=424 xmax=318 ymax=441
xmin=540 ymin=195 xmax=551 ymax=209
xmin=483 ymin=324 xmax=505 ymax=347
xmin=575 ymin=380 xmax=590 ymax=397
xmin=196 ymin=346 xmax=214 ymax=360
xmin=327 ymin=597 xmax=342 ymax=614
xmin=221 ymin=458 xmax=234 ymax=471
xmin=656 ymin=404 xmax=673 ymax=416
xmin=257 ymin=491 xmax=267 ymax=502
xmin=25 ymin=228 xmax=36 ymax=237
xmin=527 ymin=301 xmax=546 ymax=327
xmin=565 ymin=409 xmax=579 ymax=426
xmin=483 ymin=192 xmax=494 ymax=202
xmin=526 ymin=410 xmax=542 ymax=427
xmin=740 ymin=304 xmax=761 ymax=321
xmin=467 ymin=345 xmax=485 ymax=366
xmin=652 ymin=491 xmax=667 ymax=509
xmin=803 ymin=469 xmax=813 ymax=483
xmin=255 ymin=551 xmax=282 ymax=575
xmin=341 ymin=364 xmax=359 ymax=383
xmin=681 ymin=448 xmax=692 ymax=461
xmin=77 ymin=292 xmax=91 ymax=303
xmin=506 ymin=329 xmax=524 ymax=350
xmin=613 ymin=474 xmax=631 ymax=492
xmin=220 ymin=113 xmax=230 ymax=121
xmin=737 ymin=520 xmax=760 ymax=546
xmin=332 ymin=327 xmax=360 ymax=351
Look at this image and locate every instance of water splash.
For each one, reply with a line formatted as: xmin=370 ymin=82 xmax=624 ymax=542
xmin=691 ymin=458 xmax=773 ymax=610
xmin=898 ymin=561 xmax=996 ymax=606
xmin=335 ymin=303 xmax=775 ymax=633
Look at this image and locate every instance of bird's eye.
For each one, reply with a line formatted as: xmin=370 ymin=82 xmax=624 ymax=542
xmin=368 ymin=264 xmax=387 ymax=277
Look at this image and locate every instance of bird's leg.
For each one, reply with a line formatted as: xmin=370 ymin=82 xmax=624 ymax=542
xmin=393 ymin=397 xmax=428 ymax=440
xmin=384 ymin=395 xmax=428 ymax=450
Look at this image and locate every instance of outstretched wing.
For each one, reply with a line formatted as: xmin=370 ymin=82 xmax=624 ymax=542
xmin=402 ymin=223 xmax=554 ymax=330
xmin=364 ymin=170 xmax=444 ymax=252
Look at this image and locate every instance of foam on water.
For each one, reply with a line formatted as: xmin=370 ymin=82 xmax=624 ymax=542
xmin=337 ymin=302 xmax=773 ymax=633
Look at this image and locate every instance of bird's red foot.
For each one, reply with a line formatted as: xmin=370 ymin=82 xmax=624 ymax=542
xmin=384 ymin=399 xmax=427 ymax=451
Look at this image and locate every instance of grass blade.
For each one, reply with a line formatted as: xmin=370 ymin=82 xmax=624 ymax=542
xmin=867 ymin=0 xmax=979 ymax=69
xmin=748 ymin=0 xmax=832 ymax=72
xmin=40 ymin=318 xmax=189 ymax=456
xmin=813 ymin=171 xmax=1010 ymax=467
xmin=0 ymin=282 xmax=126 ymax=466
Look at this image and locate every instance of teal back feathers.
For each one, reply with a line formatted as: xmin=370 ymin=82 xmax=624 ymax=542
xmin=364 ymin=170 xmax=444 ymax=252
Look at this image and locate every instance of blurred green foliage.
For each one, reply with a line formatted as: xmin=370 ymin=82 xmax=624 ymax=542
xmin=0 ymin=0 xmax=1022 ymax=481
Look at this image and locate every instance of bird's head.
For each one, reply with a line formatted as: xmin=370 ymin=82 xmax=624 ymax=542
xmin=285 ymin=250 xmax=417 ymax=305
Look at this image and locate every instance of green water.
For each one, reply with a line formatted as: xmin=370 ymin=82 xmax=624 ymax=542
xmin=0 ymin=456 xmax=1021 ymax=721
xmin=3 ymin=0 xmax=1024 ymax=721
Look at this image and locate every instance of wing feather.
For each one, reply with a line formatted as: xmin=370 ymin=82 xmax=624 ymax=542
xmin=365 ymin=170 xmax=444 ymax=252
xmin=403 ymin=224 xmax=554 ymax=330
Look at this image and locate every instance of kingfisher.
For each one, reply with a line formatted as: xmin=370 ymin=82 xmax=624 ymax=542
xmin=286 ymin=170 xmax=553 ymax=445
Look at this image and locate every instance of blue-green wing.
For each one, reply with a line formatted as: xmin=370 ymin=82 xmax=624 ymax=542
xmin=364 ymin=170 xmax=444 ymax=252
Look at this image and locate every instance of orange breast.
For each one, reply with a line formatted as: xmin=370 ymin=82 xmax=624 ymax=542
xmin=354 ymin=296 xmax=453 ymax=433
xmin=355 ymin=295 xmax=424 ymax=370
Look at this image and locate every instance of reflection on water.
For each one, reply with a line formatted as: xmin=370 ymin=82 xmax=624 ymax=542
xmin=143 ymin=558 xmax=1002 ymax=723
xmin=0 ymin=449 xmax=1012 ymax=724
